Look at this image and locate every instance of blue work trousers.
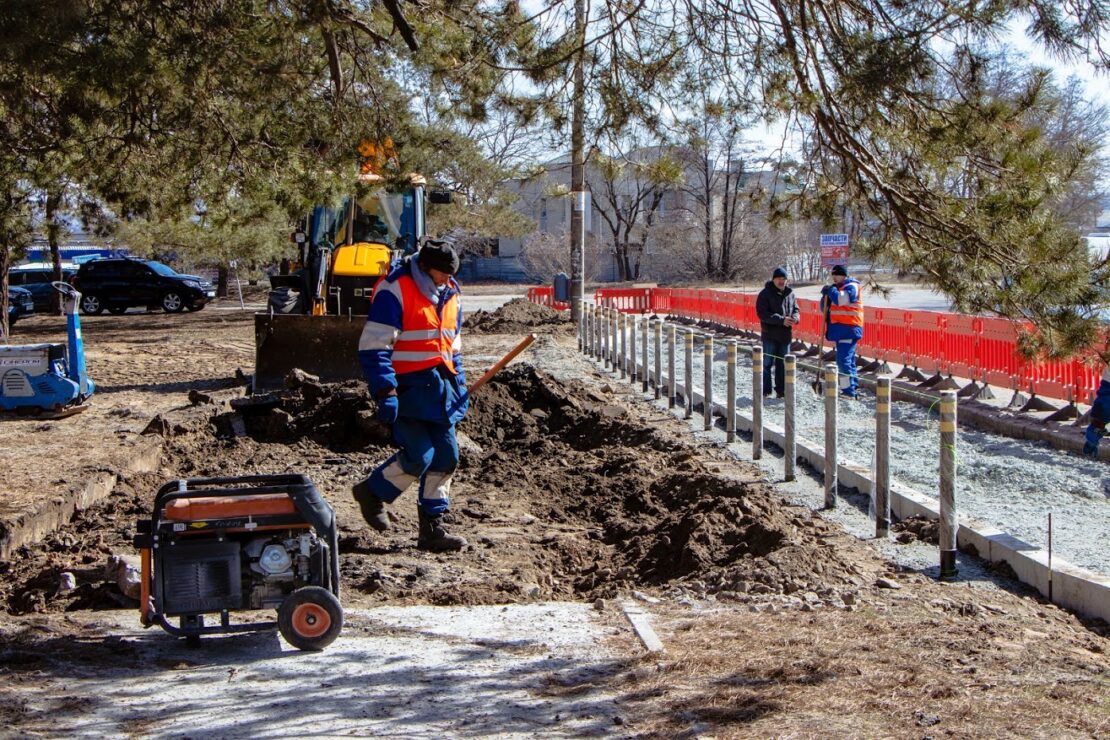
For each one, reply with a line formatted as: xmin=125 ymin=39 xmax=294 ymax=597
xmin=761 ymin=339 xmax=791 ymax=396
xmin=366 ymin=417 xmax=459 ymax=516
xmin=836 ymin=338 xmax=859 ymax=397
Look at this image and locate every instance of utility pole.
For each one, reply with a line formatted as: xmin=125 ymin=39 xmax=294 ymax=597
xmin=569 ymin=0 xmax=587 ymax=324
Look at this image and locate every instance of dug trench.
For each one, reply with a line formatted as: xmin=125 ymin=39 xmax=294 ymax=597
xmin=0 ymin=363 xmax=875 ymax=616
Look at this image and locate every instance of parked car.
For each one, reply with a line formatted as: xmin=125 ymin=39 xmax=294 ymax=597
xmin=6 ymin=286 xmax=35 ymax=326
xmin=9 ymin=262 xmax=77 ymax=311
xmin=71 ymin=258 xmax=216 ymax=315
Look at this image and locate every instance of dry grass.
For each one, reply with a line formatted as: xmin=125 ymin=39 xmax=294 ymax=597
xmin=598 ymin=591 xmax=1110 ymax=738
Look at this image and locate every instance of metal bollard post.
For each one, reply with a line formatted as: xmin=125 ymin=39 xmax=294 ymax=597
xmin=751 ymin=343 xmax=764 ymax=460
xmin=641 ymin=315 xmax=649 ymax=392
xmin=824 ymin=363 xmax=838 ymax=508
xmin=629 ymin=315 xmax=637 ymax=384
xmin=619 ymin=312 xmax=628 ymax=379
xmin=577 ymin=300 xmax=584 ymax=351
xmin=654 ymin=320 xmax=663 ymax=400
xmin=592 ymin=305 xmax=600 ymax=359
xmin=726 ymin=340 xmax=737 ymax=443
xmin=939 ymin=390 xmax=959 ymax=580
xmin=667 ymin=324 xmax=677 ymax=408
xmin=610 ymin=308 xmax=618 ymax=369
xmin=613 ymin=309 xmax=621 ymax=371
xmin=784 ymin=354 xmax=796 ymax=481
xmin=684 ymin=329 xmax=695 ymax=420
xmin=875 ymin=377 xmax=892 ymax=538
xmin=600 ymin=308 xmax=607 ymax=366
xmin=603 ymin=306 xmax=612 ymax=368
xmin=597 ymin=307 xmax=604 ymax=364
xmin=584 ymin=304 xmax=592 ymax=357
xmin=703 ymin=334 xmax=713 ymax=431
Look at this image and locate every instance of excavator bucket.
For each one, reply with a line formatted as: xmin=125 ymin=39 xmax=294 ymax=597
xmin=254 ymin=313 xmax=365 ymax=392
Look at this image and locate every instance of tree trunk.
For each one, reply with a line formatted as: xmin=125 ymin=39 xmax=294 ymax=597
xmin=217 ymin=265 xmax=230 ymax=297
xmin=0 ymin=248 xmax=10 ymax=339
xmin=46 ymin=188 xmax=64 ymax=315
xmin=701 ymin=155 xmax=714 ymax=277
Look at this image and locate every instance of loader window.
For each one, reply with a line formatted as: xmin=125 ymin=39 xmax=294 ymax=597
xmin=328 ymin=189 xmax=414 ymax=249
xmin=355 ymin=190 xmax=407 ymax=245
xmin=353 ymin=213 xmax=390 ymax=243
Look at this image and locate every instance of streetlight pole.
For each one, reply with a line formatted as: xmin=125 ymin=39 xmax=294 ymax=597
xmin=569 ymin=0 xmax=587 ymax=324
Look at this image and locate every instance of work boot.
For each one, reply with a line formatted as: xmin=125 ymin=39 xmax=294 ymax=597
xmin=351 ymin=479 xmax=390 ymax=532
xmin=417 ymin=510 xmax=467 ymax=552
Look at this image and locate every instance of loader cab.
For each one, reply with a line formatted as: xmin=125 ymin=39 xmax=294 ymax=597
xmin=294 ymin=183 xmax=426 ymax=318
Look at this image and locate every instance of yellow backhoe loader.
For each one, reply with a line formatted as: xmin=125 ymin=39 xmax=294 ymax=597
xmin=254 ymin=173 xmax=449 ymax=391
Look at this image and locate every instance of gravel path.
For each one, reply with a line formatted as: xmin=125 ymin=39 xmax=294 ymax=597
xmin=613 ymin=323 xmax=1110 ymax=576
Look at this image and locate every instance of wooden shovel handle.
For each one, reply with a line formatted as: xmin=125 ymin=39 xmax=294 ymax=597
xmin=469 ymin=333 xmax=537 ymax=395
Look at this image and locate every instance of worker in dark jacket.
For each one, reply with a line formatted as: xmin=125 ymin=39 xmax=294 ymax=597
xmin=1084 ymin=368 xmax=1110 ymax=456
xmin=755 ymin=266 xmax=800 ymax=398
xmin=352 ymin=240 xmax=469 ymax=552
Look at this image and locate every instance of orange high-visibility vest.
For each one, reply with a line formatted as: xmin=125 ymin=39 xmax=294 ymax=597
xmin=390 ymin=274 xmax=460 ymax=375
xmin=828 ymin=286 xmax=864 ymax=328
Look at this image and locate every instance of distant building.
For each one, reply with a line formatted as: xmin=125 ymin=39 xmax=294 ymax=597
xmin=482 ymin=147 xmax=780 ymax=283
xmin=20 ymin=231 xmax=125 ymax=265
xmin=494 ymin=155 xmax=620 ymax=283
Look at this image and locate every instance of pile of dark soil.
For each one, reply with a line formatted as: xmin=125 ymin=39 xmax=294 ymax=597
xmin=464 ymin=297 xmax=572 ymax=334
xmin=1 ymin=363 xmax=864 ymax=614
xmin=452 ymin=365 xmax=864 ymax=601
xmin=892 ymin=514 xmax=940 ymax=545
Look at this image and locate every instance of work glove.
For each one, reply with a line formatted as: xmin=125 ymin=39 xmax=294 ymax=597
xmin=1083 ymin=423 xmax=1104 ymax=457
xmin=376 ymin=394 xmax=399 ymax=424
xmin=449 ymin=373 xmax=470 ymax=420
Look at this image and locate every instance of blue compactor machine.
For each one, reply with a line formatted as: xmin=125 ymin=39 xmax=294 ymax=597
xmin=0 ymin=282 xmax=94 ymax=417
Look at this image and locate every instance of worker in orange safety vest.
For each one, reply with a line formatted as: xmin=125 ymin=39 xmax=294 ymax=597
xmin=352 ymin=240 xmax=469 ymax=551
xmin=820 ymin=264 xmax=864 ymax=398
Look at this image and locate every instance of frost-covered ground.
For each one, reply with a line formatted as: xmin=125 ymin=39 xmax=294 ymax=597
xmin=607 ymin=322 xmax=1110 ymax=577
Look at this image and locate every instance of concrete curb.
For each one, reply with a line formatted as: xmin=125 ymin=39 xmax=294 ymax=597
xmin=660 ymin=373 xmax=1110 ymax=624
xmin=0 ymin=438 xmax=163 ymax=560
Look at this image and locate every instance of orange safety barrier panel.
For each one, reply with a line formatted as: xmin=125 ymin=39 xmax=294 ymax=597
xmin=944 ymin=315 xmax=980 ymax=381
xmin=795 ymin=298 xmax=824 ymax=344
xmin=526 ymin=286 xmax=570 ymax=311
xmin=594 ymin=288 xmax=653 ymax=313
xmin=978 ymin=317 xmax=1023 ymax=391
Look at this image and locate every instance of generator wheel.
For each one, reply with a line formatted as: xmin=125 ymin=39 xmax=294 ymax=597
xmin=278 ymin=586 xmax=342 ymax=651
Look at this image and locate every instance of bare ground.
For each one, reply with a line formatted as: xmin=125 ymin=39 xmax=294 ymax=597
xmin=0 ymin=299 xmax=1107 ymax=738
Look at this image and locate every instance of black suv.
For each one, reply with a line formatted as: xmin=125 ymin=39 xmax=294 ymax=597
xmin=72 ymin=258 xmax=216 ymax=315
xmin=6 ymin=286 xmax=35 ymax=326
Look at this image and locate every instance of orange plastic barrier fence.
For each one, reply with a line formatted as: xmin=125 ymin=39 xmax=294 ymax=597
xmin=527 ymin=286 xmax=1108 ymax=405
xmin=526 ymin=287 xmax=569 ymax=311
xmin=593 ymin=288 xmax=653 ymax=314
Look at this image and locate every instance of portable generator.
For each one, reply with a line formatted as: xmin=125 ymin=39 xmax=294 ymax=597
xmin=133 ymin=474 xmax=342 ymax=650
xmin=0 ymin=282 xmax=93 ymax=417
